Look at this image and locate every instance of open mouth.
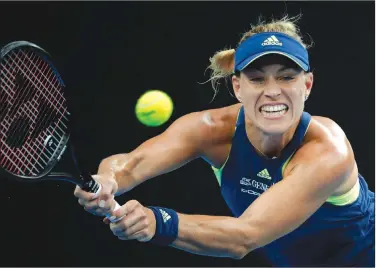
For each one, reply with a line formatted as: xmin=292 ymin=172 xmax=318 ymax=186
xmin=259 ymin=104 xmax=289 ymax=118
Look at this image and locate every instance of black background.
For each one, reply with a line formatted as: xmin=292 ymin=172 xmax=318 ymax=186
xmin=0 ymin=1 xmax=374 ymax=267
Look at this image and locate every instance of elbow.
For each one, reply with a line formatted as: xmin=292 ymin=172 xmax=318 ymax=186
xmin=230 ymin=243 xmax=256 ymax=260
xmin=230 ymin=248 xmax=249 ymax=260
xmin=230 ymin=237 xmax=259 ymax=260
xmin=230 ymin=224 xmax=260 ymax=260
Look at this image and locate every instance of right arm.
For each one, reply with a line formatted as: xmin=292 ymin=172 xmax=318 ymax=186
xmin=105 ymin=111 xmax=212 ymax=194
xmin=74 ymin=105 xmax=238 ymax=216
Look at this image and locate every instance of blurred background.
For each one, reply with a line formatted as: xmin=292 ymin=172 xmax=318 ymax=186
xmin=0 ymin=1 xmax=374 ymax=266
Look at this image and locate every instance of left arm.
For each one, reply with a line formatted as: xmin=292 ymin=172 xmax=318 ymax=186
xmin=170 ymin=139 xmax=354 ymax=259
xmin=107 ymin=138 xmax=354 ymax=259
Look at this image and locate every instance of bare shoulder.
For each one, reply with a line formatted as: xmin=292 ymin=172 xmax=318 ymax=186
xmin=168 ymin=103 xmax=241 ymax=143
xmin=164 ymin=103 xmax=241 ymax=166
xmin=285 ymin=115 xmax=357 ymax=195
xmin=198 ymin=103 xmax=241 ymax=139
xmin=300 ymin=115 xmax=354 ymax=166
xmin=309 ymin=116 xmax=349 ymax=141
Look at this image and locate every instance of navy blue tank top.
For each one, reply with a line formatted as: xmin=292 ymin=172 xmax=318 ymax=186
xmin=217 ymin=106 xmax=375 ymax=266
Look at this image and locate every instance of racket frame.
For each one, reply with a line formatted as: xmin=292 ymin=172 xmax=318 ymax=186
xmin=0 ymin=41 xmax=81 ymax=185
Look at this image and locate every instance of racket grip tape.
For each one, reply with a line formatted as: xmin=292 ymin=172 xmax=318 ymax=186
xmin=81 ymin=178 xmax=124 ymax=223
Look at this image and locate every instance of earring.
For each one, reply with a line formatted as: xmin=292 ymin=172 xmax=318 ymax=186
xmin=305 ymin=95 xmax=309 ymax=101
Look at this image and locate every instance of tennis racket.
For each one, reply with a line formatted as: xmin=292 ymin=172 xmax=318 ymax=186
xmin=0 ymin=41 xmax=122 ymax=222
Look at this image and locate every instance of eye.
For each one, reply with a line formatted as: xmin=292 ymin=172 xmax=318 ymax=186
xmin=279 ymin=75 xmax=295 ymax=81
xmin=249 ymin=77 xmax=264 ymax=83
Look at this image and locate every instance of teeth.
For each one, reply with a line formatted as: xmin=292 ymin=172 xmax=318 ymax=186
xmin=261 ymin=109 xmax=287 ymax=118
xmin=261 ymin=104 xmax=287 ymax=112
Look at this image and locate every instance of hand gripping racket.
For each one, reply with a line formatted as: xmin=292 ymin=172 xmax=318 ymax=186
xmin=0 ymin=41 xmax=122 ymax=222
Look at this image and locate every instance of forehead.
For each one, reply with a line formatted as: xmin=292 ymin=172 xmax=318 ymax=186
xmin=244 ymin=54 xmax=302 ymax=72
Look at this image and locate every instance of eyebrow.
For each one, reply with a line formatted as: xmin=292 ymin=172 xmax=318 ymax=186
xmin=247 ymin=66 xmax=300 ymax=73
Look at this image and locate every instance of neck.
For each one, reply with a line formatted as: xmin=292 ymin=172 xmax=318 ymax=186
xmin=245 ymin=119 xmax=300 ymax=158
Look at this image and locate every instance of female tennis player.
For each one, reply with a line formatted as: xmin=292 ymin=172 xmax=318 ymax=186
xmin=74 ymin=16 xmax=375 ymax=266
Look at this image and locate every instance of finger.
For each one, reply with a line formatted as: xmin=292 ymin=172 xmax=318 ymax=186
xmin=121 ymin=208 xmax=147 ymax=231
xmin=107 ymin=204 xmax=127 ymax=222
xmin=117 ymin=229 xmax=150 ymax=242
xmin=103 ymin=217 xmax=110 ymax=224
xmin=74 ymin=186 xmax=97 ymax=200
xmin=112 ymin=200 xmax=139 ymax=219
xmin=78 ymin=198 xmax=98 ymax=209
xmin=91 ymin=174 xmax=114 ymax=203
xmin=109 ymin=219 xmax=127 ymax=234
xmin=110 ymin=208 xmax=146 ymax=235
xmin=78 ymin=198 xmax=109 ymax=216
xmin=122 ymin=218 xmax=147 ymax=237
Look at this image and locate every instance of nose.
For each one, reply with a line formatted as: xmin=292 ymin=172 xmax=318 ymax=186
xmin=263 ymin=79 xmax=282 ymax=99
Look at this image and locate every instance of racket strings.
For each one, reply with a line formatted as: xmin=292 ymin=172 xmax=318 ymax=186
xmin=0 ymin=52 xmax=47 ymax=172
xmin=0 ymin=78 xmax=9 ymax=123
xmin=5 ymin=116 xmax=32 ymax=148
xmin=30 ymin=99 xmax=60 ymax=140
xmin=0 ymin=48 xmax=69 ymax=176
xmin=7 ymin=73 xmax=37 ymax=119
xmin=4 ymin=73 xmax=39 ymax=149
xmin=0 ymin=53 xmax=53 ymax=173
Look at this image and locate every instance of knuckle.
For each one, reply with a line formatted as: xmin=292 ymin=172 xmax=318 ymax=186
xmin=140 ymin=209 xmax=146 ymax=217
xmin=129 ymin=199 xmax=139 ymax=206
xmin=120 ymin=221 xmax=128 ymax=230
xmin=142 ymin=219 xmax=149 ymax=228
xmin=121 ymin=165 xmax=131 ymax=176
xmin=123 ymin=229 xmax=130 ymax=237
xmin=99 ymin=158 xmax=110 ymax=168
xmin=119 ymin=229 xmax=127 ymax=236
xmin=140 ymin=229 xmax=149 ymax=237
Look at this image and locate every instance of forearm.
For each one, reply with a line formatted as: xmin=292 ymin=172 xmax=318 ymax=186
xmin=171 ymin=213 xmax=257 ymax=259
xmin=111 ymin=150 xmax=194 ymax=195
xmin=97 ymin=153 xmax=139 ymax=195
xmin=104 ymin=151 xmax=165 ymax=194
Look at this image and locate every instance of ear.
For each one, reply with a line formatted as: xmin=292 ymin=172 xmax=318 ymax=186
xmin=304 ymin=72 xmax=313 ymax=100
xmin=231 ymin=74 xmax=242 ymax=102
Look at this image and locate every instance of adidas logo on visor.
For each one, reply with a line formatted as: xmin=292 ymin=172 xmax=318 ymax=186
xmin=261 ymin=35 xmax=282 ymax=46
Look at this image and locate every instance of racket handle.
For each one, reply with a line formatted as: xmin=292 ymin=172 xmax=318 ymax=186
xmin=81 ymin=178 xmax=125 ymax=223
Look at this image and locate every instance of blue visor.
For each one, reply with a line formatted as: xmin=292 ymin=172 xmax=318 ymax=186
xmin=234 ymin=32 xmax=309 ymax=72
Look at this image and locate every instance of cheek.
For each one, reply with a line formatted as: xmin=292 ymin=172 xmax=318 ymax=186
xmin=289 ymin=87 xmax=306 ymax=113
xmin=240 ymin=90 xmax=259 ymax=110
xmin=290 ymin=84 xmax=305 ymax=99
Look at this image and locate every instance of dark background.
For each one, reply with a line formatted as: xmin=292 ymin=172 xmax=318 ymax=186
xmin=0 ymin=1 xmax=374 ymax=267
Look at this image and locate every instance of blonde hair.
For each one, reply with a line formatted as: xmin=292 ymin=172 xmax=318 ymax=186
xmin=207 ymin=14 xmax=312 ymax=96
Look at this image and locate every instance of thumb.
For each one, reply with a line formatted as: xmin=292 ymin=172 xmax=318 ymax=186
xmin=109 ymin=202 xmax=128 ymax=222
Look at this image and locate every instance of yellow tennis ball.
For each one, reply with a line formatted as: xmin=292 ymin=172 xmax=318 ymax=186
xmin=135 ymin=90 xmax=174 ymax=127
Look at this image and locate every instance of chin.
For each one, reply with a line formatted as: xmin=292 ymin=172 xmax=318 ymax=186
xmin=259 ymin=124 xmax=290 ymax=135
xmin=255 ymin=111 xmax=294 ymax=135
